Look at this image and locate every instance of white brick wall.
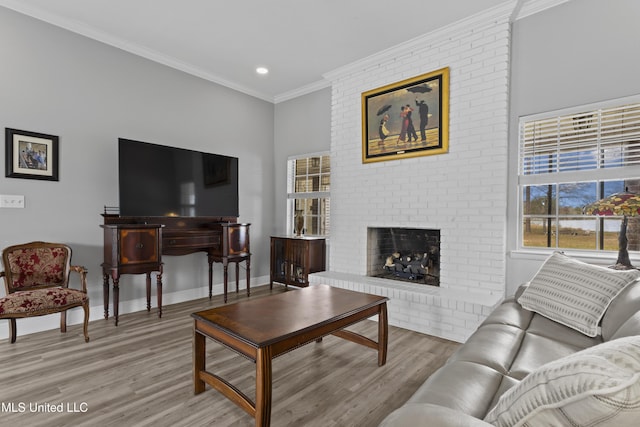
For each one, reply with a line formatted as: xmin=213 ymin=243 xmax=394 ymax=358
xmin=316 ymin=5 xmax=513 ymax=341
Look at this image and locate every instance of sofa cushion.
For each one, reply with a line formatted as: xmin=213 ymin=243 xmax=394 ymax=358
xmin=480 ymin=298 xmax=533 ymax=330
xmin=611 ymin=311 xmax=640 ymax=340
xmin=379 ymin=404 xmax=494 ymax=427
xmin=0 ymin=287 xmax=87 ymax=316
xmin=408 ymin=361 xmax=505 ymax=419
xmin=484 ymin=336 xmax=640 ymax=427
xmin=446 ymin=324 xmax=525 ymax=374
xmin=517 ymin=252 xmax=640 ymax=337
xmin=601 ymin=280 xmax=640 ymax=340
xmin=525 ymin=313 xmax=603 ymax=349
xmin=507 ymin=332 xmax=587 ymax=380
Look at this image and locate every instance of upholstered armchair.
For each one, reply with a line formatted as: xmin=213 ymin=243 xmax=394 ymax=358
xmin=0 ymin=241 xmax=90 ymax=343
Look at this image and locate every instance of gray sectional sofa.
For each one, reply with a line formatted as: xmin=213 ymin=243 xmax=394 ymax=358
xmin=379 ymin=252 xmax=640 ymax=427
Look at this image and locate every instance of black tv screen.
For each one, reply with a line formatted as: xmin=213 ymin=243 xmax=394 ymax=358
xmin=118 ymin=138 xmax=239 ymax=217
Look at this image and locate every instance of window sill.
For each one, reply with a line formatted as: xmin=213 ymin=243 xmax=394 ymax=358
xmin=509 ymin=249 xmax=640 ymax=267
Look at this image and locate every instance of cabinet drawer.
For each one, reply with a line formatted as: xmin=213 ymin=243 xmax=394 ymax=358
xmin=119 ymin=229 xmax=160 ymax=264
xmin=163 ymin=232 xmax=221 ymax=250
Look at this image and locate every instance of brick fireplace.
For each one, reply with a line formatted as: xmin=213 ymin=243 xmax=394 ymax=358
xmin=310 ymin=3 xmax=513 ymax=342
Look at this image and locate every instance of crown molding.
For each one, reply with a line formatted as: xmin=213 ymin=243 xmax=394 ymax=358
xmin=321 ymin=0 xmax=571 ymax=88
xmin=323 ymin=1 xmax=517 ymax=83
xmin=273 ymin=79 xmax=331 ymax=104
xmin=0 ymin=0 xmax=275 ymax=103
xmin=0 ymin=0 xmax=573 ymax=104
xmin=515 ymin=0 xmax=572 ymax=20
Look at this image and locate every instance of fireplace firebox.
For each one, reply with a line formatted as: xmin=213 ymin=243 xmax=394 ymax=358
xmin=367 ymin=227 xmax=440 ymax=286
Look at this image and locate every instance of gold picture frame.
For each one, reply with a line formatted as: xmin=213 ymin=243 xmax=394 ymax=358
xmin=362 ymin=67 xmax=449 ymax=163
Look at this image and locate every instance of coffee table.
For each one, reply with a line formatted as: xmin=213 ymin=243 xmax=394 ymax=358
xmin=191 ymin=284 xmax=389 ymax=427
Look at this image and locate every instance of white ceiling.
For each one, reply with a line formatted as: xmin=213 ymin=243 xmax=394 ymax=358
xmin=0 ymin=0 xmax=550 ymax=103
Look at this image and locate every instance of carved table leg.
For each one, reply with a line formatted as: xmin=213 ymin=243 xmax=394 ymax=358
xmin=246 ymin=256 xmax=251 ymax=297
xmin=113 ymin=276 xmax=120 ymax=326
xmin=103 ymin=273 xmax=110 ymax=319
xmin=223 ymin=259 xmax=229 ymax=303
xmin=235 ymin=261 xmax=240 ymax=294
xmin=146 ymin=272 xmax=151 ymax=312
xmin=208 ymin=254 xmax=214 ymax=299
xmin=157 ymin=269 xmax=163 ymax=318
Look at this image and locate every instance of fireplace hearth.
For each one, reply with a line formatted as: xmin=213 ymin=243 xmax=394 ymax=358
xmin=367 ymin=227 xmax=440 ymax=286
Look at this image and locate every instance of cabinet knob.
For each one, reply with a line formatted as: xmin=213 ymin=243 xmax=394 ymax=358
xmin=136 ymin=243 xmax=144 ymax=249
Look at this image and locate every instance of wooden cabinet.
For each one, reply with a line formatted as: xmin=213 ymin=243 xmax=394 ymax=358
xmin=101 ymin=224 xmax=163 ymax=325
xmin=270 ymin=236 xmax=326 ymax=288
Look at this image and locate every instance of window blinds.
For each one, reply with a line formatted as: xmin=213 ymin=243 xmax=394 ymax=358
xmin=520 ymin=103 xmax=640 ymax=175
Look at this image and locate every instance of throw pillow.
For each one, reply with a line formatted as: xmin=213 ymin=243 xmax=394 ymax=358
xmin=517 ymin=252 xmax=640 ymax=337
xmin=485 ymin=336 xmax=640 ymax=427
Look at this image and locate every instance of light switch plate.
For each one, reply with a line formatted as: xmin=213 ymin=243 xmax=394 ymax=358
xmin=0 ymin=195 xmax=25 ymax=208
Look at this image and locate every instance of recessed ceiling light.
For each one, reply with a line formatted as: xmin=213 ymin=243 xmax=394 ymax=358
xmin=256 ymin=67 xmax=269 ymax=75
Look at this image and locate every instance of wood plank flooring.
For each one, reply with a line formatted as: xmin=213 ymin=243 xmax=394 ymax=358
xmin=0 ymin=285 xmax=459 ymax=427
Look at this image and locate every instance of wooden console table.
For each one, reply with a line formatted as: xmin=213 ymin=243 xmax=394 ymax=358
xmin=102 ymin=215 xmax=251 ymax=311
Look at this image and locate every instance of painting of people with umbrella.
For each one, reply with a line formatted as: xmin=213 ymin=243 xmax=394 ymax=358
xmin=361 ymin=67 xmax=449 ymax=163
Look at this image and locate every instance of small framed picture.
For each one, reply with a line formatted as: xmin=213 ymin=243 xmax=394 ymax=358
xmin=5 ymin=128 xmax=59 ymax=181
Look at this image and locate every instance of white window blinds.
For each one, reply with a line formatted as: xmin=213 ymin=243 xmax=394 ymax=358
xmin=520 ymin=103 xmax=640 ymax=176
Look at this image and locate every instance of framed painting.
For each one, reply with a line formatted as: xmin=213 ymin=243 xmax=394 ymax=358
xmin=5 ymin=128 xmax=59 ymax=181
xmin=362 ymin=67 xmax=449 ymax=163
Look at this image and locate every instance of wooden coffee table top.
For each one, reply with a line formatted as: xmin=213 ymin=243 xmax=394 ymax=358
xmin=191 ymin=284 xmax=388 ymax=348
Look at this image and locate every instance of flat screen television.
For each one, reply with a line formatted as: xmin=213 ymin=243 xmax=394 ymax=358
xmin=118 ymin=138 xmax=239 ymax=217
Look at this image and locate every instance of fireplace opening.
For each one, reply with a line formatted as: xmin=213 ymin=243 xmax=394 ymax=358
xmin=367 ymin=227 xmax=440 ymax=286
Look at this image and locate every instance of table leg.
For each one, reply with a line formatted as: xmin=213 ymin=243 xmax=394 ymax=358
xmin=235 ymin=261 xmax=240 ymax=294
xmin=255 ymin=346 xmax=273 ymax=427
xmin=223 ymin=260 xmax=229 ymax=303
xmin=146 ymin=272 xmax=151 ymax=312
xmin=193 ymin=328 xmax=206 ymax=394
xmin=246 ymin=257 xmax=251 ymax=297
xmin=208 ymin=254 xmax=214 ymax=299
xmin=113 ymin=276 xmax=120 ymax=326
xmin=378 ymin=303 xmax=388 ymax=367
xmin=157 ymin=270 xmax=163 ymax=318
xmin=102 ymin=273 xmax=110 ymax=319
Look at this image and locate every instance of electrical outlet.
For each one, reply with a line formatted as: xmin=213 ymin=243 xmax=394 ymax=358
xmin=0 ymin=195 xmax=25 ymax=208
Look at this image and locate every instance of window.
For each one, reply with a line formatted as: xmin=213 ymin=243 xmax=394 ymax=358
xmin=287 ymin=153 xmax=330 ymax=236
xmin=518 ymin=98 xmax=640 ymax=253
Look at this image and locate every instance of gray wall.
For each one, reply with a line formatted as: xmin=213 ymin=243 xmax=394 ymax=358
xmin=273 ymin=88 xmax=331 ymax=235
xmin=506 ymin=0 xmax=640 ymax=294
xmin=0 ymin=7 xmax=275 ymax=331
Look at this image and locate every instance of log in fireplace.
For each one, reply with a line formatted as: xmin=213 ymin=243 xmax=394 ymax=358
xmin=367 ymin=227 xmax=440 ymax=286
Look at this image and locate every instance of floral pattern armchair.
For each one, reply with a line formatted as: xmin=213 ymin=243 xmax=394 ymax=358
xmin=0 ymin=241 xmax=89 ymax=343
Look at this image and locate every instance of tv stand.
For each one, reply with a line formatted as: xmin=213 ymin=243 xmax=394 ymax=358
xmin=102 ymin=214 xmax=251 ymax=309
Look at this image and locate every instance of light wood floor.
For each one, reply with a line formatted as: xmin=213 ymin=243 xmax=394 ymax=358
xmin=0 ymin=285 xmax=459 ymax=427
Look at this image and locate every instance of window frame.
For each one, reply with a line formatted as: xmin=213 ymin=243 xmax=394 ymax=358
xmin=286 ymin=151 xmax=331 ymax=236
xmin=517 ymin=94 xmax=640 ymax=256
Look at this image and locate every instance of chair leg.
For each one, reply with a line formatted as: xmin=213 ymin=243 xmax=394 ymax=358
xmin=60 ymin=310 xmax=67 ymax=333
xmin=9 ymin=319 xmax=16 ymax=344
xmin=82 ymin=303 xmax=90 ymax=343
